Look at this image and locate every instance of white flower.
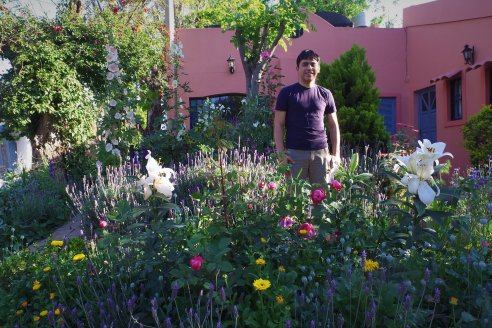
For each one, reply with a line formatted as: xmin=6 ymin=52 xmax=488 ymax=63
xmin=253 ymin=121 xmax=259 ymax=128
xmin=114 ymin=112 xmax=122 ymax=120
xmin=154 ymin=176 xmax=174 ymax=198
xmin=172 ymin=80 xmax=178 ymax=89
xmin=123 ymin=106 xmax=130 ymax=112
xmin=106 ymin=72 xmax=115 ymax=81
xmin=105 ymin=143 xmax=113 ymax=152
xmin=127 ymin=112 xmax=135 ymax=120
xmin=241 ymin=98 xmax=247 ymax=105
xmin=160 ymin=124 xmax=167 ymax=131
xmin=109 ymin=99 xmax=117 ymax=107
xmin=106 ymin=52 xmax=118 ymax=63
xmin=111 ymin=148 xmax=121 ymax=157
xmin=107 ymin=63 xmax=119 ymax=73
xmin=123 ymin=89 xmax=128 ymax=96
xmin=111 ymin=138 xmax=119 ymax=145
xmin=136 ymin=175 xmax=154 ymax=200
xmin=416 ymin=139 xmax=453 ymax=162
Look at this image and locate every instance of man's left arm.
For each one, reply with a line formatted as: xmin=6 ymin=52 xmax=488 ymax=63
xmin=326 ymin=112 xmax=341 ymax=165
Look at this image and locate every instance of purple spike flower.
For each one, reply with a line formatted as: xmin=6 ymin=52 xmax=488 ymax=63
xmin=434 ymin=288 xmax=441 ymax=303
xmin=404 ymin=294 xmax=411 ymax=311
xmin=424 ymin=267 xmax=431 ymax=282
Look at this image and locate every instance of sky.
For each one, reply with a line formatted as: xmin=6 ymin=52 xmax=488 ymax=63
xmin=0 ymin=0 xmax=436 ymax=74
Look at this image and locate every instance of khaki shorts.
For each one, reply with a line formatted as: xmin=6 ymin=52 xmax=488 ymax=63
xmin=287 ymin=148 xmax=331 ymax=186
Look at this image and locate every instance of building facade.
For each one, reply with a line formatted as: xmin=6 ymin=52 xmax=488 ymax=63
xmin=175 ymin=0 xmax=492 ymax=172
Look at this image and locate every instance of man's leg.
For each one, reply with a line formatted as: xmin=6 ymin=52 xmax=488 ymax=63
xmin=287 ymin=149 xmax=309 ymax=181
xmin=309 ymin=148 xmax=330 ymax=187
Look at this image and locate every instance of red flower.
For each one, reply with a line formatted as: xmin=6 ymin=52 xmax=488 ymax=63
xmin=112 ymin=6 xmax=119 ymax=14
xmin=298 ymin=223 xmax=317 ymax=239
xmin=51 ymin=25 xmax=63 ymax=33
xmin=99 ymin=220 xmax=108 ymax=228
xmin=258 ymin=182 xmax=265 ymax=189
xmin=190 ymin=255 xmax=203 ymax=272
xmin=247 ymin=204 xmax=253 ymax=210
xmin=329 ymin=180 xmax=343 ymax=192
xmin=310 ymin=188 xmax=326 ymax=204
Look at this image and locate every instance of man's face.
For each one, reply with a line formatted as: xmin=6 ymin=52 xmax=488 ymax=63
xmin=297 ymin=58 xmax=320 ymax=86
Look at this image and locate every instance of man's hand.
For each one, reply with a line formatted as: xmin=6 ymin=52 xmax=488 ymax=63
xmin=277 ymin=151 xmax=294 ymax=167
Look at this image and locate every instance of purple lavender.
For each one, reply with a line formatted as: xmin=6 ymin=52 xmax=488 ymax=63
xmin=165 ymin=317 xmax=172 ymax=328
xmin=404 ymin=294 xmax=412 ymax=312
xmin=424 ymin=267 xmax=431 ymax=282
xmin=285 ymin=320 xmax=292 ymax=328
xmin=433 ymin=288 xmax=441 ymax=303
xmin=361 ymin=250 xmax=367 ymax=268
xmin=337 ymin=313 xmax=344 ymax=328
xmin=310 ymin=320 xmax=316 ymax=328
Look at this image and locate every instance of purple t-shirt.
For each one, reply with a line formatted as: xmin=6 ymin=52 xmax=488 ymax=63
xmin=275 ymin=83 xmax=337 ymax=150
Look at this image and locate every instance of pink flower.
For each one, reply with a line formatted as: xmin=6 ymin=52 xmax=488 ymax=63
xmin=190 ymin=255 xmax=203 ymax=272
xmin=267 ymin=182 xmax=277 ymax=190
xmin=258 ymin=182 xmax=266 ymax=189
xmin=98 ymin=220 xmax=108 ymax=228
xmin=261 ymin=49 xmax=271 ymax=59
xmin=298 ymin=223 xmax=317 ymax=239
xmin=480 ymin=241 xmax=490 ymax=247
xmin=247 ymin=204 xmax=253 ymax=210
xmin=279 ymin=216 xmax=296 ymax=229
xmin=329 ymin=180 xmax=343 ymax=192
xmin=311 ymin=188 xmax=326 ymax=204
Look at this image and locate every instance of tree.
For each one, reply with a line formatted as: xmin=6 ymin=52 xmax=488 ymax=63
xmin=317 ymin=44 xmax=389 ymax=148
xmin=183 ymin=0 xmax=369 ymax=97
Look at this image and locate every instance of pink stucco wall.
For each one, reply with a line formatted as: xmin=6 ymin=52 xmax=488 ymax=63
xmin=404 ymin=0 xmax=492 ymax=172
xmin=176 ymin=0 xmax=492 ymax=172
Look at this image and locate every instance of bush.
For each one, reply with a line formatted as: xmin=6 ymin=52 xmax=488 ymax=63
xmin=317 ymin=44 xmax=389 ymax=148
xmin=0 ymin=167 xmax=71 ymax=252
xmin=463 ymin=105 xmax=492 ymax=165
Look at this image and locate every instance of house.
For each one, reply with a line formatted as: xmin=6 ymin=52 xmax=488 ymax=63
xmin=176 ymin=0 xmax=492 ymax=172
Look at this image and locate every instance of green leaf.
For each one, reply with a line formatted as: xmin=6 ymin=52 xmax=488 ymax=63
xmin=218 ymin=261 xmax=235 ymax=272
xmin=460 ymin=311 xmax=477 ymax=323
xmin=349 ymin=153 xmax=359 ymax=175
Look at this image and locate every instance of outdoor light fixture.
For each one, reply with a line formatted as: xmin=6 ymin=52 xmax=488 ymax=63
xmin=227 ymin=55 xmax=236 ymax=74
xmin=462 ymin=44 xmax=475 ymax=65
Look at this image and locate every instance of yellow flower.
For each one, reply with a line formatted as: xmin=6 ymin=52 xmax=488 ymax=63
xmin=33 ymin=280 xmax=41 ymax=291
xmin=449 ymin=297 xmax=459 ymax=306
xmin=40 ymin=310 xmax=48 ymax=317
xmin=256 ymin=258 xmax=266 ymax=265
xmin=43 ymin=266 xmax=51 ymax=272
xmin=73 ymin=253 xmax=86 ymax=261
xmin=278 ymin=266 xmax=286 ymax=272
xmin=50 ymin=292 xmax=55 ymax=300
xmin=33 ymin=316 xmax=40 ymax=322
xmin=299 ymin=229 xmax=308 ymax=235
xmin=260 ymin=237 xmax=267 ymax=243
xmin=276 ymin=295 xmax=285 ymax=304
xmin=363 ymin=259 xmax=380 ymax=272
xmin=464 ymin=244 xmax=472 ymax=251
xmin=16 ymin=309 xmax=23 ymax=315
xmin=253 ymin=278 xmax=271 ymax=291
xmin=54 ymin=308 xmax=61 ymax=315
xmin=50 ymin=240 xmax=64 ymax=247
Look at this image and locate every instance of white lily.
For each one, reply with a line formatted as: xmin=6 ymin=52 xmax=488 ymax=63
xmin=416 ymin=139 xmax=453 ymax=162
xmin=136 ymin=175 xmax=154 ymax=200
xmin=399 ymin=155 xmax=440 ymax=205
xmin=154 ymin=176 xmax=174 ymax=198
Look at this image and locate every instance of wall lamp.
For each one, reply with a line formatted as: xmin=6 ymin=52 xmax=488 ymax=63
xmin=227 ymin=55 xmax=236 ymax=74
xmin=462 ymin=44 xmax=475 ymax=65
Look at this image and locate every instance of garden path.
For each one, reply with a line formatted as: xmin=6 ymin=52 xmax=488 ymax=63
xmin=28 ymin=214 xmax=83 ymax=251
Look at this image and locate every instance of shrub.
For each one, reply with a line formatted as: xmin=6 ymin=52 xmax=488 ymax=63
xmin=463 ymin=105 xmax=492 ymax=165
xmin=317 ymin=44 xmax=389 ymax=148
xmin=0 ymin=167 xmax=70 ymax=253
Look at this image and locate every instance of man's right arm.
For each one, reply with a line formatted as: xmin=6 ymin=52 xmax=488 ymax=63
xmin=274 ymin=110 xmax=292 ymax=165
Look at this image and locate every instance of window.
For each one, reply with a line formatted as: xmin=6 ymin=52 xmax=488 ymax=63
xmin=189 ymin=94 xmax=245 ymax=129
xmin=449 ymin=77 xmax=462 ymax=120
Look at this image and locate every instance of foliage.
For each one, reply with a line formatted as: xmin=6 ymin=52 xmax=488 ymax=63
xmin=0 ymin=3 xmax=167 ymax=165
xmin=463 ymin=105 xmax=492 ymax=166
xmin=0 ymin=167 xmax=70 ymax=254
xmin=317 ymin=44 xmax=389 ymax=148
xmin=2 ymin=140 xmax=491 ymax=327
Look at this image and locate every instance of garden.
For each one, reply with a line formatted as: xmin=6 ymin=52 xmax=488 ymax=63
xmin=1 ymin=0 xmax=492 ymax=327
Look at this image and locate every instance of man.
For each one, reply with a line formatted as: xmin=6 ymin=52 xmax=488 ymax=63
xmin=274 ymin=49 xmax=340 ymax=186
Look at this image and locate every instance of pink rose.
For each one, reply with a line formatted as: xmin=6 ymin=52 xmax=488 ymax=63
xmin=258 ymin=182 xmax=266 ymax=189
xmin=267 ymin=182 xmax=277 ymax=190
xmin=329 ymin=180 xmax=343 ymax=192
xmin=190 ymin=255 xmax=204 ymax=272
xmin=311 ymin=188 xmax=326 ymax=204
xmin=99 ymin=220 xmax=108 ymax=228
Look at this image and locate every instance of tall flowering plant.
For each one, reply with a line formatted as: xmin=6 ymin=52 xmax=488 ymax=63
xmin=393 ymin=139 xmax=453 ymax=205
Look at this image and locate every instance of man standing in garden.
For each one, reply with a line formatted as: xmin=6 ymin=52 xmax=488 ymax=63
xmin=274 ymin=49 xmax=340 ymax=186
